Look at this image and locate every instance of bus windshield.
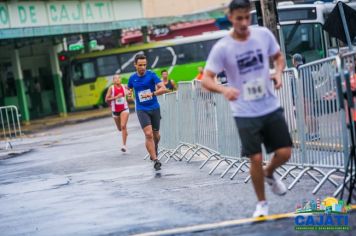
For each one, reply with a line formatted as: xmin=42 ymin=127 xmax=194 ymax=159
xmin=281 ymin=23 xmax=325 ymax=67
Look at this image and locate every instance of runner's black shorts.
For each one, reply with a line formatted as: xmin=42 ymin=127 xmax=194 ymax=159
xmin=234 ymin=107 xmax=293 ymax=157
xmin=137 ymin=108 xmax=161 ymax=131
xmin=112 ymin=109 xmax=129 ymax=117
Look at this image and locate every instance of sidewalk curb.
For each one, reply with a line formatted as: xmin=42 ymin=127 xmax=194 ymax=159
xmin=22 ymin=112 xmax=111 ymax=134
xmin=0 ymin=148 xmax=33 ymax=160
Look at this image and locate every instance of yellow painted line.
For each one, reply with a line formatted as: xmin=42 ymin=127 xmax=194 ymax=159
xmin=132 ymin=212 xmax=294 ymax=236
xmin=133 ymin=205 xmax=356 ymax=236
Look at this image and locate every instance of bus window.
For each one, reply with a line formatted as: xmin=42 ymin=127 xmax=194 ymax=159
xmin=97 ymin=55 xmax=120 ymax=76
xmin=146 ymin=47 xmax=174 ymax=69
xmin=119 ymin=52 xmax=137 ymax=74
xmin=82 ymin=62 xmax=96 ymax=80
xmin=202 ymin=39 xmax=219 ymax=58
xmin=282 ymin=23 xmax=324 ymax=67
xmin=175 ymin=42 xmax=207 ymax=64
xmin=72 ymin=61 xmax=96 ymax=83
xmin=72 ymin=64 xmax=82 ymax=82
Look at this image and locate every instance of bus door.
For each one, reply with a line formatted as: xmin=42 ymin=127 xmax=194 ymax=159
xmin=71 ymin=59 xmax=98 ymax=108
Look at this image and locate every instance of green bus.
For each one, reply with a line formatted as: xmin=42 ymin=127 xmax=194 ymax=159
xmin=68 ymin=30 xmax=228 ymax=109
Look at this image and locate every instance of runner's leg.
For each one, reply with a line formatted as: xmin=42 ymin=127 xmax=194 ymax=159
xmin=120 ymin=110 xmax=129 ymax=147
xmin=151 ymin=108 xmax=161 ymax=156
xmin=113 ymin=116 xmax=121 ymax=132
xmin=250 ymin=153 xmax=266 ymax=201
xmin=143 ymin=125 xmax=157 ymax=161
xmin=264 ymin=147 xmax=291 ymax=177
xmin=153 ymin=131 xmax=160 ymax=156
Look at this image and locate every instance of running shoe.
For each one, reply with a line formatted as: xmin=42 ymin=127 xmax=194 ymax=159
xmin=253 ymin=201 xmax=269 ymax=217
xmin=121 ymin=146 xmax=127 ymax=152
xmin=153 ymin=159 xmax=162 ymax=171
xmin=265 ymin=174 xmax=287 ymax=196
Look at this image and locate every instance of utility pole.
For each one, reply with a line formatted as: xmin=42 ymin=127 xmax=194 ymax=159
xmin=260 ymin=0 xmax=279 ymax=43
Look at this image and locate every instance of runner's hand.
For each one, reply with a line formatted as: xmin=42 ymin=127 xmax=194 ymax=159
xmin=141 ymin=93 xmax=153 ymax=99
xmin=271 ymin=73 xmax=282 ymax=89
xmin=222 ymin=87 xmax=239 ymax=101
xmin=115 ymin=93 xmax=123 ymax=99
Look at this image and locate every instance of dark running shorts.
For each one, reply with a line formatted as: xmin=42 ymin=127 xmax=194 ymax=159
xmin=234 ymin=108 xmax=293 ymax=157
xmin=112 ymin=109 xmax=129 ymax=117
xmin=137 ymin=108 xmax=161 ymax=131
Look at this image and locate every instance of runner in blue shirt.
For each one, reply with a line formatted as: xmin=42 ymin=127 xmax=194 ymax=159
xmin=128 ymin=54 xmax=167 ymax=170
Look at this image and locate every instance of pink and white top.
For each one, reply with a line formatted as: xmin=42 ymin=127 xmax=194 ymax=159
xmin=111 ymin=85 xmax=128 ymax=112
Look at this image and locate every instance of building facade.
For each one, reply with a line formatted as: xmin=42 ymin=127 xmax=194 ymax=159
xmin=142 ymin=0 xmax=227 ymax=18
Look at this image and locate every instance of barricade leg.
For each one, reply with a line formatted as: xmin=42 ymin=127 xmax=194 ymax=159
xmin=279 ymin=165 xmax=299 ymax=180
xmin=165 ymin=143 xmax=187 ymax=162
xmin=165 ymin=151 xmax=181 ymax=163
xmin=313 ymin=169 xmax=343 ymax=194
xmin=179 ymin=144 xmax=197 ymax=161
xmin=277 ymin=165 xmax=297 ymax=178
xmin=158 ymin=150 xmax=172 ymax=161
xmin=288 ymin=167 xmax=325 ymax=190
xmin=187 ymin=146 xmax=214 ymax=163
xmin=208 ymin=158 xmax=230 ymax=175
xmin=244 ymin=175 xmax=251 ymax=183
xmin=166 ymin=143 xmax=186 ymax=162
xmin=220 ymin=160 xmax=239 ymax=178
xmin=274 ymin=168 xmax=284 ymax=177
xmin=199 ymin=153 xmax=220 ymax=169
xmin=229 ymin=160 xmax=249 ymax=180
xmin=288 ymin=167 xmax=311 ymax=190
xmin=144 ymin=153 xmax=150 ymax=160
xmin=333 ymin=175 xmax=352 ymax=198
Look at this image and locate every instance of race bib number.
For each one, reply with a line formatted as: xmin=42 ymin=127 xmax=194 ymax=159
xmin=138 ymin=89 xmax=153 ymax=103
xmin=243 ymin=78 xmax=266 ymax=101
xmin=115 ymin=96 xmax=125 ymax=105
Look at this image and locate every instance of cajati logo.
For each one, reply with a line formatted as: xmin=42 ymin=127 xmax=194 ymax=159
xmin=294 ymin=197 xmax=352 ymax=231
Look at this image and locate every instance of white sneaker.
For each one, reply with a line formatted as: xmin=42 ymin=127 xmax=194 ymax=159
xmin=253 ymin=201 xmax=269 ymax=217
xmin=121 ymin=146 xmax=127 ymax=152
xmin=265 ymin=174 xmax=287 ymax=196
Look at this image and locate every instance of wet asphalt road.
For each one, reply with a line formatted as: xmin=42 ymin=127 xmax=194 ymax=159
xmin=0 ymin=114 xmax=355 ymax=236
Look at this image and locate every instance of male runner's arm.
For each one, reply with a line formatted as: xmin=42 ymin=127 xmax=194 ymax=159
xmin=127 ymin=76 xmax=134 ymax=97
xmin=202 ymin=70 xmax=239 ymax=101
xmin=142 ymin=72 xmax=167 ymax=98
xmin=143 ymin=82 xmax=167 ymax=98
xmin=271 ymin=51 xmax=285 ymax=90
xmin=154 ymin=82 xmax=167 ymax=96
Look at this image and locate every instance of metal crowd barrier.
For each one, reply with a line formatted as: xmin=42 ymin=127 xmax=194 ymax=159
xmin=288 ymin=57 xmax=348 ymax=194
xmin=333 ymin=51 xmax=356 ymax=197
xmin=153 ymin=52 xmax=356 ymax=196
xmin=169 ymin=82 xmax=198 ymax=162
xmin=0 ymin=105 xmax=22 ymax=150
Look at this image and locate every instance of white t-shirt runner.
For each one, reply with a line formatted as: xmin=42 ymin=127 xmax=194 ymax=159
xmin=205 ymin=26 xmax=281 ymax=118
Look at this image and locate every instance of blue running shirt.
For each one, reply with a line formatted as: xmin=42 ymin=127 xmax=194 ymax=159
xmin=128 ymin=70 xmax=161 ymax=111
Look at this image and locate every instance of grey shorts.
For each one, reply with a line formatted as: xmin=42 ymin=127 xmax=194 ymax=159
xmin=137 ymin=108 xmax=161 ymax=131
xmin=234 ymin=108 xmax=293 ymax=157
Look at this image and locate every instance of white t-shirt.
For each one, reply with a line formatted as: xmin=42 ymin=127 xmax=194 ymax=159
xmin=205 ymin=26 xmax=281 ymax=117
